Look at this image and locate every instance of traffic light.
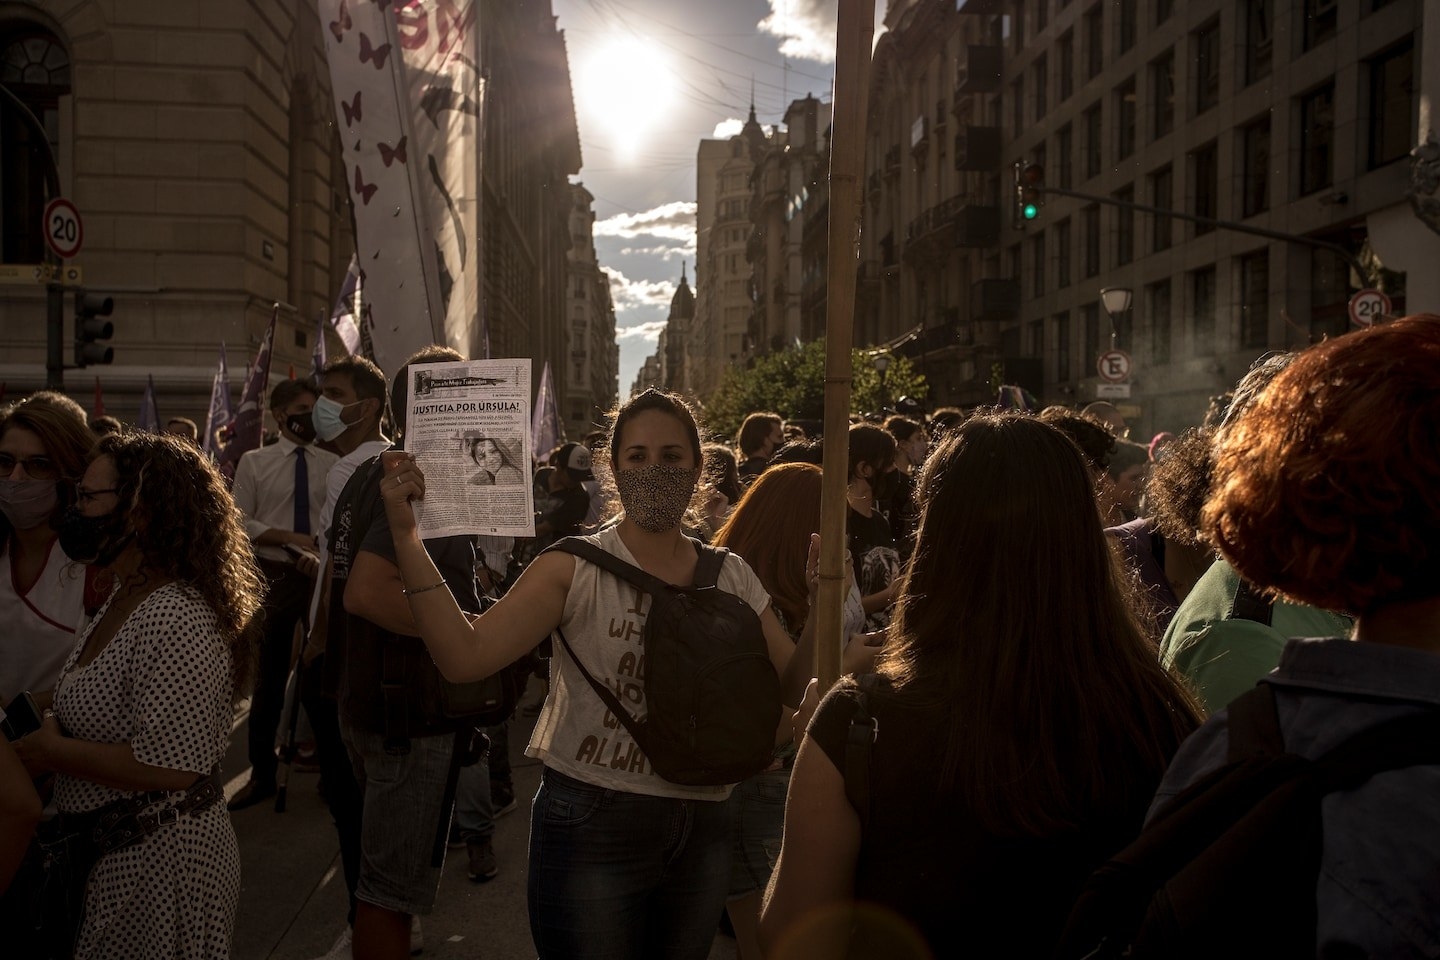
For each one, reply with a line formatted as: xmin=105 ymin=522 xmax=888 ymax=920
xmin=74 ymin=291 xmax=114 ymax=367
xmin=1013 ymin=161 xmax=1045 ymax=227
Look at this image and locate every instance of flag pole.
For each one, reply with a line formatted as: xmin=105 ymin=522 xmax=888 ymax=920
xmin=815 ymin=0 xmax=876 ymax=690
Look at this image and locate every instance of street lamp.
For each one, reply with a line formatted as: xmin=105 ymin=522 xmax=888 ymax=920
xmin=873 ymin=352 xmax=892 ymax=414
xmin=1099 ymin=287 xmax=1133 ymax=347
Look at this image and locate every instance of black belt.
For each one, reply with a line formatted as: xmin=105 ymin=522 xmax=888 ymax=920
xmin=62 ymin=773 xmax=224 ymax=856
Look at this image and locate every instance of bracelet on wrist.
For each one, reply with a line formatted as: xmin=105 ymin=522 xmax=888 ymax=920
xmin=402 ymin=579 xmax=448 ymax=597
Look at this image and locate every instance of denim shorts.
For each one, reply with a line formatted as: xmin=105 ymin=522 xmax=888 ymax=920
xmin=340 ymin=718 xmax=458 ymax=915
xmin=528 ymin=767 xmax=735 ymax=960
xmin=728 ymin=767 xmax=790 ymax=899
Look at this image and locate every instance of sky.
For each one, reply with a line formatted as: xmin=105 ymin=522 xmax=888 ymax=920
xmin=551 ymin=0 xmax=851 ymax=394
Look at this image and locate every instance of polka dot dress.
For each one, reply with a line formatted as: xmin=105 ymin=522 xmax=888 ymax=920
xmin=53 ymin=582 xmax=240 ymax=960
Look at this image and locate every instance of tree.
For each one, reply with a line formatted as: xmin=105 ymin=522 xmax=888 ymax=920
xmin=701 ymin=339 xmax=929 ymax=439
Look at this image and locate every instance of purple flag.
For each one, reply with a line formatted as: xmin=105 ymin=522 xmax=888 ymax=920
xmin=202 ymin=343 xmax=233 ymax=458
xmin=219 ymin=306 xmax=278 ymax=480
xmin=137 ymin=376 xmax=160 ymax=433
xmin=312 ymin=311 xmax=328 ymax=379
xmin=530 ymin=360 xmax=564 ymax=463
xmin=329 ymin=254 xmax=363 ymax=356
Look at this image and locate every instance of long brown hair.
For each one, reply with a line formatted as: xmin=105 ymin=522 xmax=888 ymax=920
xmin=878 ymin=414 xmax=1202 ymax=837
xmin=97 ymin=433 xmax=264 ymax=700
xmin=714 ymin=463 xmax=821 ymax=633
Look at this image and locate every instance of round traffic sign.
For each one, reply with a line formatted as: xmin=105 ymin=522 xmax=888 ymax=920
xmin=1097 ymin=349 xmax=1132 ymax=383
xmin=1347 ymin=288 xmax=1391 ymax=328
xmin=43 ymin=198 xmax=83 ymax=259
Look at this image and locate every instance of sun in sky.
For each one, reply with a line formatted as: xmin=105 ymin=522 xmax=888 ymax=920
xmin=573 ymin=36 xmax=676 ymax=162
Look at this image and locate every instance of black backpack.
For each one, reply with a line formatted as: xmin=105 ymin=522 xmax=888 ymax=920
xmin=543 ymin=536 xmax=782 ymax=786
xmin=1053 ymin=683 xmax=1440 ymax=960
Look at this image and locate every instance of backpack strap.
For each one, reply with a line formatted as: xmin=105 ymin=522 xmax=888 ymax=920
xmin=1228 ymin=577 xmax=1275 ymax=627
xmin=1225 ymin=683 xmax=1286 ymax=762
xmin=692 ymin=541 xmax=729 ymax=589
xmin=844 ymin=674 xmax=881 ymax=827
xmin=552 ymin=627 xmax=649 ymax=751
xmin=543 ymin=537 xmax=673 ymax=596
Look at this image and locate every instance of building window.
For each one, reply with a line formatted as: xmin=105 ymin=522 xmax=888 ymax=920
xmin=1369 ymin=43 xmax=1414 ymax=169
xmin=1057 ymin=123 xmax=1074 ymax=189
xmin=1299 ymin=84 xmax=1335 ymax=195
xmin=1147 ymin=279 xmax=1172 ymax=364
xmin=1150 ymin=165 xmax=1173 ymax=252
xmin=1244 ymin=0 xmax=1274 ymax=85
xmin=1012 ymin=4 xmax=1027 ymax=52
xmin=1114 ymin=184 xmax=1135 ymax=265
xmin=1191 ymin=142 xmax=1218 ymax=235
xmin=1057 ymin=218 xmax=1072 ymax=287
xmin=1084 ymin=5 xmax=1104 ymax=79
xmin=0 ymin=28 xmax=70 ymax=264
xmin=1116 ymin=76 xmax=1137 ymax=160
xmin=1118 ymin=0 xmax=1137 ymax=53
xmin=1150 ymin=49 xmax=1175 ymax=139
xmin=1239 ymin=249 xmax=1270 ymax=348
xmin=1082 ymin=303 xmax=1101 ymax=370
xmin=1031 ymin=231 xmax=1046 ymax=297
xmin=1156 ymin=0 xmax=1173 ymax=24
xmin=1310 ymin=248 xmax=1352 ymax=341
xmin=1083 ymin=103 xmax=1102 ymax=180
xmin=1194 ymin=19 xmax=1221 ymax=115
xmin=1302 ymin=0 xmax=1337 ymax=50
xmin=1029 ymin=319 xmax=1045 ymax=357
xmin=1191 ymin=266 xmax=1217 ymax=354
xmin=1034 ymin=54 xmax=1048 ymax=122
xmin=1082 ymin=204 xmax=1100 ymax=277
xmin=1036 ymin=0 xmax=1050 ymax=32
xmin=1012 ymin=77 xmax=1025 ymax=135
xmin=1059 ymin=31 xmax=1075 ymax=102
xmin=1242 ymin=116 xmax=1271 ymax=217
xmin=1055 ymin=311 xmax=1072 ymax=381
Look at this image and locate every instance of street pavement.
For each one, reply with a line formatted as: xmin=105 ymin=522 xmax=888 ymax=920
xmin=224 ymin=682 xmax=740 ymax=960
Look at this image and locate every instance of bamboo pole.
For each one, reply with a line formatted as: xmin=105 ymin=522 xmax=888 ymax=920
xmin=815 ymin=0 xmax=876 ymax=690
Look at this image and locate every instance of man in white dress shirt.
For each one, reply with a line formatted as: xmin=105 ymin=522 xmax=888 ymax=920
xmin=229 ymin=379 xmax=337 ymax=810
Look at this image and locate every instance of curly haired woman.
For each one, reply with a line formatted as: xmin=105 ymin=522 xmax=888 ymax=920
xmin=15 ymin=433 xmax=263 ymax=959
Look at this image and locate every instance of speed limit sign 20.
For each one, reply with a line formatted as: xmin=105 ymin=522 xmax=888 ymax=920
xmin=43 ymin=198 xmax=83 ymax=260
xmin=1348 ymin=288 xmax=1392 ymax=328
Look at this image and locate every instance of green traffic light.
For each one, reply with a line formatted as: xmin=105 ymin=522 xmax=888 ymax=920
xmin=1022 ymin=203 xmax=1039 ymax=220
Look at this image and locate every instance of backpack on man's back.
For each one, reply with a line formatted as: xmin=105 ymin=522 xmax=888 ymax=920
xmin=544 ymin=536 xmax=781 ymax=787
xmin=1053 ymin=684 xmax=1440 ymax=960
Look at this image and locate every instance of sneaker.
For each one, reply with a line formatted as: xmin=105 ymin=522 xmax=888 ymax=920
xmin=311 ymin=927 xmax=352 ymax=960
xmin=466 ymin=837 xmax=499 ymax=882
xmin=492 ymin=797 xmax=518 ymax=819
xmin=410 ymin=914 xmax=423 ymax=955
xmin=491 ymin=782 xmax=518 ymax=819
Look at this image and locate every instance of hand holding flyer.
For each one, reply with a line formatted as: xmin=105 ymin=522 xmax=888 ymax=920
xmin=403 ymin=359 xmax=536 ymax=539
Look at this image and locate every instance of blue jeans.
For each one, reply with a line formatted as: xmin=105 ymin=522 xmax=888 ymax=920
xmin=454 ymin=754 xmax=494 ymax=841
xmin=528 ymin=768 xmax=735 ymax=960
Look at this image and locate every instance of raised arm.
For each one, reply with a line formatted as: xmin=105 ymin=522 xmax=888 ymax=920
xmin=378 ymin=451 xmax=572 ymax=682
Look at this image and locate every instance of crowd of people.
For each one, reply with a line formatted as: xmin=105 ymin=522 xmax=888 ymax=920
xmin=0 ymin=314 xmax=1437 ymax=959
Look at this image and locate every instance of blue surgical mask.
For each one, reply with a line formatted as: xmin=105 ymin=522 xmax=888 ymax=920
xmin=311 ymin=396 xmax=352 ymax=442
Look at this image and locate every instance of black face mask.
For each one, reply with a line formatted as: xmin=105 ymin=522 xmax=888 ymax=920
xmin=57 ymin=507 xmax=131 ymax=567
xmin=285 ymin=412 xmax=317 ymax=445
xmin=871 ymin=468 xmax=901 ymax=504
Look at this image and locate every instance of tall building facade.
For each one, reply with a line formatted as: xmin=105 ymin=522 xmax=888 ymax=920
xmin=0 ymin=0 xmax=581 ymax=422
xmin=691 ymin=109 xmax=766 ymax=396
xmin=857 ymin=0 xmax=1432 ymax=434
xmin=564 ymin=182 xmax=618 ymax=437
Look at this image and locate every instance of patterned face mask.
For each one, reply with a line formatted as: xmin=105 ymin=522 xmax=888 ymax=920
xmin=613 ymin=464 xmax=699 ymax=533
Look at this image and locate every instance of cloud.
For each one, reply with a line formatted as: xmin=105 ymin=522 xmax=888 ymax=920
xmin=619 ymin=243 xmax=696 ymax=262
xmin=594 ymin=202 xmax=697 ymax=245
xmin=758 ymin=0 xmax=838 ymax=63
xmin=615 ymin=320 xmax=669 ymax=343
xmin=713 ymin=118 xmax=745 ymax=138
xmin=608 ymin=269 xmax=676 ymax=312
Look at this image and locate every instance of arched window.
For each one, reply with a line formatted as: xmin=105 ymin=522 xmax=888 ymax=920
xmin=0 ymin=25 xmax=70 ymax=263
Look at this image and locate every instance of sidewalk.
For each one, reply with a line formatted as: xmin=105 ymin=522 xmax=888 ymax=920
xmin=225 ymin=690 xmax=740 ymax=959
